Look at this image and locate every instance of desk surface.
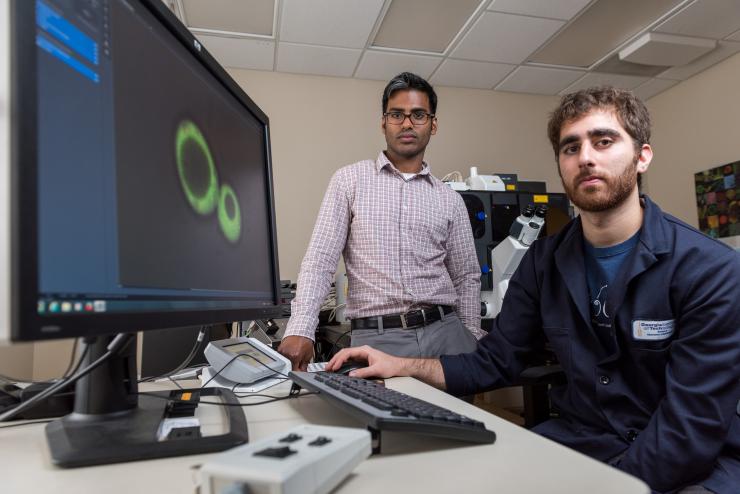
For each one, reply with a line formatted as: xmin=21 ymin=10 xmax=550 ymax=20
xmin=0 ymin=377 xmax=649 ymax=494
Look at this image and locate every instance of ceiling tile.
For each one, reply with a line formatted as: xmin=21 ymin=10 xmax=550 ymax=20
xmin=561 ymin=72 xmax=650 ymax=93
xmin=194 ymin=34 xmax=274 ymax=70
xmin=632 ymin=78 xmax=679 ymax=100
xmin=728 ymin=29 xmax=740 ymax=41
xmin=183 ymin=0 xmax=274 ymax=35
xmin=276 ymin=43 xmax=361 ymax=77
xmin=451 ymin=12 xmax=564 ymax=64
xmin=430 ymin=59 xmax=515 ymax=89
xmin=530 ymin=0 xmax=683 ymax=68
xmin=657 ymin=40 xmax=740 ymax=79
xmin=280 ymin=0 xmax=384 ymax=49
xmin=354 ymin=51 xmax=443 ymax=81
xmin=373 ymin=0 xmax=480 ymax=53
xmin=496 ymin=66 xmax=585 ymax=95
xmin=655 ymin=0 xmax=740 ymax=39
xmin=487 ymin=0 xmax=592 ymax=21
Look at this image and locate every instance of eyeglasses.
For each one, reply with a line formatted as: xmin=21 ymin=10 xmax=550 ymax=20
xmin=383 ymin=110 xmax=435 ymax=126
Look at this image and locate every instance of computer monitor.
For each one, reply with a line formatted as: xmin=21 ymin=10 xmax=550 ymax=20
xmin=0 ymin=0 xmax=282 ymax=466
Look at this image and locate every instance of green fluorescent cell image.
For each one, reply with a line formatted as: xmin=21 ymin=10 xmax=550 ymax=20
xmin=175 ymin=120 xmax=219 ymax=215
xmin=218 ymin=183 xmax=242 ymax=243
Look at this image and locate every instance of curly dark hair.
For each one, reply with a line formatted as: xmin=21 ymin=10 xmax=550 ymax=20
xmin=547 ymin=86 xmax=651 ymax=157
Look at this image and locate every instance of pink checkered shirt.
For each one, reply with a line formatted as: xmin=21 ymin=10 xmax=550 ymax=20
xmin=285 ymin=152 xmax=484 ymax=340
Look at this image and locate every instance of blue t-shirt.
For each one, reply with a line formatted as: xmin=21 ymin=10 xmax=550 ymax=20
xmin=583 ymin=231 xmax=640 ymax=350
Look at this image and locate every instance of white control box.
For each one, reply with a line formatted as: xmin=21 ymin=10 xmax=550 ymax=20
xmin=199 ymin=424 xmax=371 ymax=494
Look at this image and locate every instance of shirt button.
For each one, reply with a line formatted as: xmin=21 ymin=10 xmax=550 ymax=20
xmin=599 ymin=375 xmax=611 ymax=385
xmin=626 ymin=430 xmax=638 ymax=442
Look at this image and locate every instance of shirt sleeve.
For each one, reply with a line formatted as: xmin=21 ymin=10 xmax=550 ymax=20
xmin=615 ymin=249 xmax=740 ymax=492
xmin=442 ymin=245 xmax=545 ymax=395
xmin=284 ymin=170 xmax=351 ymax=340
xmin=444 ymin=194 xmax=484 ymax=339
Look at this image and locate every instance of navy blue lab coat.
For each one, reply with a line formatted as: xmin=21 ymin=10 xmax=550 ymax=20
xmin=441 ymin=196 xmax=740 ymax=493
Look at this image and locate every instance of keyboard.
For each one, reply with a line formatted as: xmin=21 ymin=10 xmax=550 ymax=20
xmin=289 ymin=371 xmax=496 ymax=446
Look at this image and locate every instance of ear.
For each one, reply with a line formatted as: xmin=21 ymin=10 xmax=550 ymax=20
xmin=381 ymin=116 xmax=386 ymax=134
xmin=431 ymin=116 xmax=438 ymax=136
xmin=636 ymin=143 xmax=653 ymax=174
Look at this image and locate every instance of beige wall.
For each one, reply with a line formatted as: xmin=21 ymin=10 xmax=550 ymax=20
xmin=228 ymin=69 xmax=562 ymax=280
xmin=646 ymin=52 xmax=740 ymax=247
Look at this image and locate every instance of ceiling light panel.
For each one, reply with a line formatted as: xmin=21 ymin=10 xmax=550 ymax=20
xmin=430 ymin=59 xmax=515 ymax=89
xmin=655 ymin=0 xmax=740 ymax=39
xmin=530 ymin=0 xmax=683 ymax=68
xmin=194 ymin=34 xmax=274 ymax=70
xmin=183 ymin=0 xmax=274 ymax=35
xmin=277 ymin=43 xmax=361 ymax=77
xmin=355 ymin=50 xmax=443 ymax=81
xmin=595 ymin=53 xmax=674 ymax=77
xmin=373 ymin=0 xmax=481 ymax=53
xmin=280 ymin=0 xmax=384 ymax=49
xmin=496 ymin=66 xmax=585 ymax=95
xmin=561 ymin=72 xmax=650 ymax=93
xmin=452 ymin=12 xmax=564 ymax=64
xmin=657 ymin=40 xmax=740 ymax=79
xmin=632 ymin=78 xmax=678 ymax=100
xmin=619 ymin=33 xmax=716 ymax=66
xmin=487 ymin=0 xmax=592 ymax=21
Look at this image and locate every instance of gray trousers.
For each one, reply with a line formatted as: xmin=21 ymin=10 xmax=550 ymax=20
xmin=349 ymin=312 xmax=478 ymax=358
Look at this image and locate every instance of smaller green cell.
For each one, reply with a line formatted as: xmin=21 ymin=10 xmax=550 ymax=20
xmin=175 ymin=120 xmax=218 ymax=215
xmin=218 ymin=183 xmax=241 ymax=243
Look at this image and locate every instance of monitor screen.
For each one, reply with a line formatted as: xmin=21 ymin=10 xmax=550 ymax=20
xmin=10 ymin=0 xmax=282 ymax=341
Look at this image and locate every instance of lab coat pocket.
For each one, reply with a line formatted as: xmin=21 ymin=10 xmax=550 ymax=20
xmin=543 ymin=326 xmax=572 ymax=373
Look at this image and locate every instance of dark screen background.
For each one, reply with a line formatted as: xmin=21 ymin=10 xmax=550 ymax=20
xmin=112 ymin=0 xmax=273 ymax=293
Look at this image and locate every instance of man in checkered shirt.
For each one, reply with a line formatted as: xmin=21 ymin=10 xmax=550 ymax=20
xmin=278 ymin=72 xmax=484 ymax=371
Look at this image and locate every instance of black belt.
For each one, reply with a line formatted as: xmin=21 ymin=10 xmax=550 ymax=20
xmin=351 ymin=305 xmax=454 ymax=331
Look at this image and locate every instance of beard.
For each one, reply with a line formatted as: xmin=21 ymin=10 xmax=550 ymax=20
xmin=562 ymin=154 xmax=639 ymax=213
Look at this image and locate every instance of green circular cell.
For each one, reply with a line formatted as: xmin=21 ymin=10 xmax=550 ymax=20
xmin=218 ymin=183 xmax=241 ymax=243
xmin=175 ymin=120 xmax=218 ymax=215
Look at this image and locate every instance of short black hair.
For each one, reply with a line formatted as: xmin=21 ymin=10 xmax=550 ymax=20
xmin=382 ymin=72 xmax=437 ymax=115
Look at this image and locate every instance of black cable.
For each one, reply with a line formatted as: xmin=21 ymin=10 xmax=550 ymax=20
xmin=0 ymin=334 xmax=132 ymax=422
xmin=137 ymin=390 xmax=317 ymax=407
xmin=328 ymin=327 xmax=353 ymax=359
xmin=60 ymin=338 xmax=80 ymax=378
xmin=0 ymin=419 xmax=54 ymax=430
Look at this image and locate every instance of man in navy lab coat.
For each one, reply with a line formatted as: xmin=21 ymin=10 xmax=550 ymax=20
xmin=327 ymin=86 xmax=740 ymax=494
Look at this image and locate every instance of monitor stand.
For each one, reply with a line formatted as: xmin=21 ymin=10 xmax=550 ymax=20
xmin=45 ymin=334 xmax=248 ymax=468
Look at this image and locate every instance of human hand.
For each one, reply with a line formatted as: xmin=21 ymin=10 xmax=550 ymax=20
xmin=326 ymin=345 xmax=408 ymax=379
xmin=277 ymin=335 xmax=314 ymax=371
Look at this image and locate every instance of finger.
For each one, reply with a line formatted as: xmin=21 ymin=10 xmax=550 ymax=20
xmin=348 ymin=366 xmax=377 ymax=379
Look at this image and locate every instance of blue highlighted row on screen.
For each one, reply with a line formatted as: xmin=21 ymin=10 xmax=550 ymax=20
xmin=36 ymin=35 xmax=100 ymax=84
xmin=36 ymin=0 xmax=99 ymax=66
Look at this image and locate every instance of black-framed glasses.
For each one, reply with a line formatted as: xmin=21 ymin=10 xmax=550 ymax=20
xmin=383 ymin=110 xmax=435 ymax=126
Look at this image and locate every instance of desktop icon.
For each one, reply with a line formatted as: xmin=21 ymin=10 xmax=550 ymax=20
xmin=93 ymin=300 xmax=107 ymax=312
xmin=37 ymin=300 xmax=46 ymax=313
xmin=49 ymin=301 xmax=60 ymax=313
xmin=74 ymin=302 xmax=83 ymax=312
xmin=84 ymin=302 xmax=94 ymax=312
xmin=61 ymin=301 xmax=72 ymax=312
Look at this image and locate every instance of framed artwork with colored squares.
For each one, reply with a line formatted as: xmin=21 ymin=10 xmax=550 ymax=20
xmin=694 ymin=161 xmax=740 ymax=239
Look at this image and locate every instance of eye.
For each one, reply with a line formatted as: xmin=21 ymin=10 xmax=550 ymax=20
xmin=562 ymin=144 xmax=579 ymax=155
xmin=388 ymin=111 xmax=403 ymax=120
xmin=595 ymin=138 xmax=612 ymax=147
xmin=411 ymin=111 xmax=427 ymax=120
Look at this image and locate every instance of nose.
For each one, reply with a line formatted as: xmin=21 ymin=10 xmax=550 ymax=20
xmin=401 ymin=114 xmax=414 ymax=129
xmin=577 ymin=142 xmax=595 ymax=168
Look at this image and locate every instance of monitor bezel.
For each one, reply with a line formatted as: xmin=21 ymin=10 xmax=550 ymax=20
xmin=10 ymin=0 xmax=283 ymax=342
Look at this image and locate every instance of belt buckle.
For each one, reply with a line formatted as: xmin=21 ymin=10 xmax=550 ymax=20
xmin=420 ymin=308 xmax=427 ymax=325
xmin=400 ymin=313 xmax=408 ymax=329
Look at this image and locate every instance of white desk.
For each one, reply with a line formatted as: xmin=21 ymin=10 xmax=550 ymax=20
xmin=0 ymin=377 xmax=649 ymax=494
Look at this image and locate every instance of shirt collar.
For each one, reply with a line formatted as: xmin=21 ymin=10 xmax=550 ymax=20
xmin=375 ymin=151 xmax=435 ymax=186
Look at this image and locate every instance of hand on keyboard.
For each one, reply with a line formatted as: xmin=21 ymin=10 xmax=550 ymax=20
xmin=326 ymin=346 xmax=405 ymax=380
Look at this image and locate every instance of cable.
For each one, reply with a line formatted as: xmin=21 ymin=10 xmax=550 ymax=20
xmin=137 ymin=390 xmax=317 ymax=407
xmin=328 ymin=327 xmax=353 ymax=359
xmin=200 ymin=351 xmax=291 ymax=390
xmin=0 ymin=333 xmax=133 ymax=422
xmin=138 ymin=326 xmax=209 ymax=384
xmin=0 ymin=419 xmax=54 ymax=430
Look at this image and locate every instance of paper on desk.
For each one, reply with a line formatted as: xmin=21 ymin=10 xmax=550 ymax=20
xmin=200 ymin=367 xmax=287 ymax=393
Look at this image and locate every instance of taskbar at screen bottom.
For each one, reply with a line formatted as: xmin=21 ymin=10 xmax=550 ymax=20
xmin=36 ymin=297 xmax=276 ymax=316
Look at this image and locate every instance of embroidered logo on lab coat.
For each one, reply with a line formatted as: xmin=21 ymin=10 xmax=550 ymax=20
xmin=632 ymin=319 xmax=675 ymax=341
